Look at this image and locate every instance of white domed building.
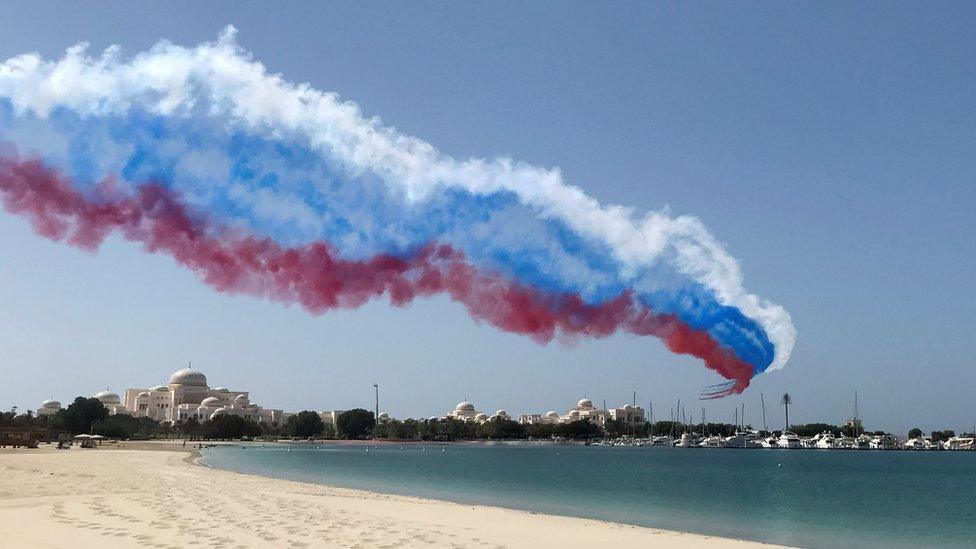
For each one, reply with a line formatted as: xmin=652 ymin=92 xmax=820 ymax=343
xmin=93 ymin=390 xmax=127 ymax=414
xmin=607 ymin=403 xmax=646 ymax=426
xmin=36 ymin=399 xmax=62 ymax=416
xmin=121 ymin=366 xmax=287 ymax=425
xmin=447 ymin=401 xmax=481 ymax=422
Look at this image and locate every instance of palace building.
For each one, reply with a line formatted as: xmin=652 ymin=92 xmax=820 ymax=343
xmin=118 ymin=367 xmax=288 ymax=425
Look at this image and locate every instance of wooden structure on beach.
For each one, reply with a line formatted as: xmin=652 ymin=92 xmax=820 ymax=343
xmin=0 ymin=426 xmax=52 ymax=448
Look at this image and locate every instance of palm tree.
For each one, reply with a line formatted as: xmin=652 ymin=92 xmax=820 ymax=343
xmin=781 ymin=393 xmax=792 ymax=432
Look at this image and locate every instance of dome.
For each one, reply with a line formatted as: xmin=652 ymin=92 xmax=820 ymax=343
xmin=456 ymin=401 xmax=475 ymax=412
xmin=577 ymin=399 xmax=594 ymax=410
xmin=137 ymin=392 xmax=150 ymax=398
xmin=475 ymin=413 xmax=489 ymax=420
xmin=546 ymin=411 xmax=559 ymax=418
xmin=211 ymin=407 xmax=228 ymax=416
xmin=234 ymin=394 xmax=248 ymax=401
xmin=623 ymin=404 xmax=633 ymax=411
xmin=200 ymin=397 xmax=222 ymax=407
xmin=169 ymin=368 xmax=208 ymax=387
xmin=569 ymin=410 xmax=580 ymax=418
xmin=378 ymin=412 xmax=390 ymax=420
xmin=40 ymin=399 xmax=61 ymax=410
xmin=494 ymin=409 xmax=508 ymax=417
xmin=152 ymin=385 xmax=169 ymax=392
xmin=213 ymin=387 xmax=229 ymax=392
xmin=428 ymin=416 xmax=439 ymax=421
xmin=93 ymin=390 xmax=120 ymax=404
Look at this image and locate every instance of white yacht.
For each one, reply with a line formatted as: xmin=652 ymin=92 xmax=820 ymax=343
xmin=777 ymin=432 xmax=802 ymax=449
xmin=700 ymin=435 xmax=724 ymax=448
xmin=814 ymin=432 xmax=837 ymax=449
xmin=675 ymin=433 xmax=702 ymax=447
xmin=903 ymin=437 xmax=927 ymax=450
xmin=855 ymin=434 xmax=872 ymax=450
xmin=944 ymin=437 xmax=975 ymax=451
xmin=650 ymin=436 xmax=674 ymax=446
xmin=759 ymin=435 xmax=778 ymax=448
xmin=724 ymin=432 xmax=762 ymax=448
xmin=869 ymin=434 xmax=900 ymax=450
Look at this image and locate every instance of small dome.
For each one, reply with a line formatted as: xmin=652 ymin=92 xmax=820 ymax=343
xmin=428 ymin=416 xmax=440 ymax=421
xmin=93 ymin=390 xmax=121 ymax=404
xmin=211 ymin=407 xmax=228 ymax=416
xmin=569 ymin=410 xmax=580 ymax=418
xmin=234 ymin=394 xmax=248 ymax=401
xmin=137 ymin=392 xmax=150 ymax=398
xmin=213 ymin=387 xmax=229 ymax=392
xmin=378 ymin=412 xmax=390 ymax=420
xmin=577 ymin=399 xmax=594 ymax=410
xmin=475 ymin=413 xmax=489 ymax=420
xmin=169 ymin=368 xmax=208 ymax=387
xmin=40 ymin=399 xmax=61 ymax=409
xmin=546 ymin=411 xmax=559 ymax=418
xmin=152 ymin=385 xmax=169 ymax=392
xmin=494 ymin=409 xmax=508 ymax=417
xmin=200 ymin=397 xmax=222 ymax=407
xmin=456 ymin=401 xmax=475 ymax=412
xmin=623 ymin=404 xmax=633 ymax=411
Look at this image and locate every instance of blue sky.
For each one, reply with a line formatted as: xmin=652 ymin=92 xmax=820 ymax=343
xmin=0 ymin=2 xmax=973 ymax=433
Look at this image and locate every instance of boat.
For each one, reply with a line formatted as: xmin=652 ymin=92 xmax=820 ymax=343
xmin=869 ymin=434 xmax=900 ymax=450
xmin=944 ymin=437 xmax=975 ymax=451
xmin=675 ymin=433 xmax=701 ymax=447
xmin=650 ymin=436 xmax=674 ymax=446
xmin=903 ymin=437 xmax=927 ymax=450
xmin=855 ymin=434 xmax=872 ymax=450
xmin=700 ymin=435 xmax=724 ymax=448
xmin=777 ymin=431 xmax=802 ymax=449
xmin=724 ymin=431 xmax=762 ymax=448
xmin=814 ymin=432 xmax=837 ymax=449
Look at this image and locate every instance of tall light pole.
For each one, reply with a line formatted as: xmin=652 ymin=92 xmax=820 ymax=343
xmin=373 ymin=383 xmax=379 ymax=421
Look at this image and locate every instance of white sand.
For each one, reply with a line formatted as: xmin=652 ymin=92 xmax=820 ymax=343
xmin=0 ymin=443 xmax=779 ymax=548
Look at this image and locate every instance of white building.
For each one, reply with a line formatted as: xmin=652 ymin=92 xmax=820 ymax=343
xmin=447 ymin=401 xmax=481 ymax=422
xmin=121 ymin=367 xmax=286 ymax=425
xmin=517 ymin=398 xmax=646 ymax=428
xmin=36 ymin=399 xmax=62 ymax=416
xmin=608 ymin=404 xmax=646 ymax=426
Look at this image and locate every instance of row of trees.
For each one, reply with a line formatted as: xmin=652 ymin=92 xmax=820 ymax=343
xmin=4 ymin=398 xmax=971 ymax=442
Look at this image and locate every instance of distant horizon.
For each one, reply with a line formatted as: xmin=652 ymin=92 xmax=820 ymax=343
xmin=14 ymin=363 xmax=973 ymax=437
xmin=1 ymin=3 xmax=973 ymax=435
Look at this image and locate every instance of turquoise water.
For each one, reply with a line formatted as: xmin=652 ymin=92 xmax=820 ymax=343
xmin=201 ymin=443 xmax=976 ymax=548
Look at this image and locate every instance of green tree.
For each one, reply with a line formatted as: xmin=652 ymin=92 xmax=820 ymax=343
xmin=184 ymin=417 xmax=202 ymax=440
xmin=336 ymin=409 xmax=375 ymax=439
xmin=554 ymin=419 xmax=601 ymax=439
xmin=285 ymin=411 xmax=326 ymax=438
xmin=93 ymin=415 xmax=161 ymax=439
xmin=60 ymin=397 xmax=109 ymax=435
xmin=202 ymin=415 xmax=262 ymax=440
xmin=908 ymin=427 xmax=923 ymax=439
xmin=792 ymin=423 xmax=842 ymax=437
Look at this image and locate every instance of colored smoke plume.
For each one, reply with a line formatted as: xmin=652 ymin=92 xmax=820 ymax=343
xmin=0 ymin=153 xmax=754 ymax=395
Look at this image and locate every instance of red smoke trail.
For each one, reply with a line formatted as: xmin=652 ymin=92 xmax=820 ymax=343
xmin=0 ymin=153 xmax=753 ymax=394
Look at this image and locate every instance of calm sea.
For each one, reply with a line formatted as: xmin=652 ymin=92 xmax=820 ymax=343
xmin=200 ymin=443 xmax=976 ymax=548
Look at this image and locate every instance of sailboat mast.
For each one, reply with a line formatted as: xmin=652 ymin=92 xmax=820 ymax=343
xmin=761 ymin=393 xmax=768 ymax=432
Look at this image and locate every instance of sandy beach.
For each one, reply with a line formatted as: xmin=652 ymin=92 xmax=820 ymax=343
xmin=0 ymin=443 xmax=777 ymax=548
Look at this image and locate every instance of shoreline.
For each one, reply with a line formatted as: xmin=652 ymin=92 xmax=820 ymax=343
xmin=0 ymin=442 xmax=782 ymax=548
